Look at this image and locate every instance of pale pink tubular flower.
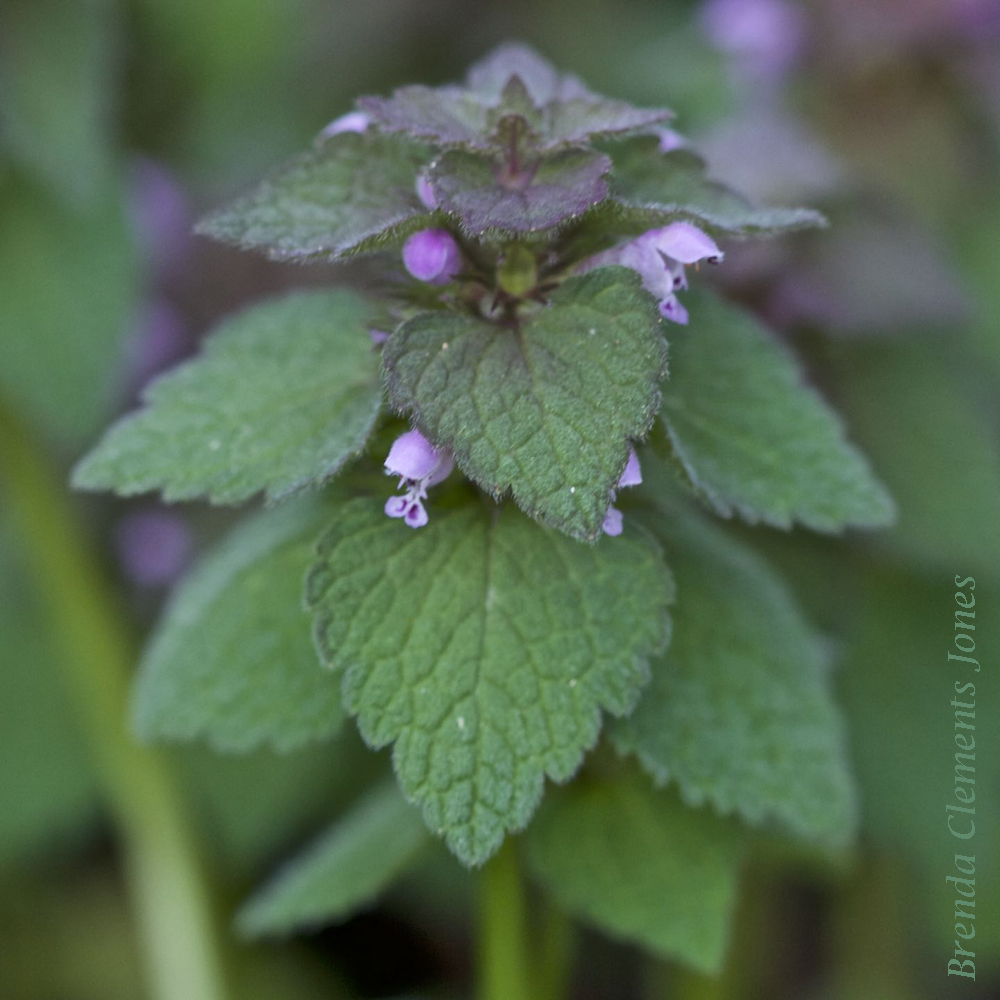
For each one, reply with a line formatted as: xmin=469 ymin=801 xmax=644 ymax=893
xmin=320 ymin=110 xmax=370 ymax=138
xmin=578 ymin=222 xmax=723 ymax=324
xmin=603 ymin=448 xmax=642 ymax=537
xmin=384 ymin=429 xmax=454 ymax=528
xmin=403 ymin=229 xmax=462 ymax=284
xmin=655 ymin=127 xmax=686 ymax=153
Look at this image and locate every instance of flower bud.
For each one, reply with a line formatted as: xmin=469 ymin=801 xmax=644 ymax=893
xmin=497 ymin=244 xmax=538 ymax=297
xmin=403 ymin=229 xmax=462 ymax=284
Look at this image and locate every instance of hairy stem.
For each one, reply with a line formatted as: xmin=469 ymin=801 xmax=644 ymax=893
xmin=0 ymin=401 xmax=230 ymax=1000
xmin=477 ymin=840 xmax=531 ymax=1000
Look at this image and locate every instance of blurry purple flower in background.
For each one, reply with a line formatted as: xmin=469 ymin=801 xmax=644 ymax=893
xmin=130 ymin=159 xmax=195 ymax=281
xmin=958 ymin=0 xmax=1000 ymax=37
xmin=403 ymin=229 xmax=462 ymax=283
xmin=700 ymin=0 xmax=807 ymax=82
xmin=698 ymin=111 xmax=844 ymax=204
xmin=126 ymin=299 xmax=190 ymax=392
xmin=369 ymin=328 xmax=390 ymax=345
xmin=115 ymin=509 xmax=192 ymax=588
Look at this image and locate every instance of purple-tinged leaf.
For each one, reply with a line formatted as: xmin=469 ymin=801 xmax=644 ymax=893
xmin=358 ymin=86 xmax=489 ymax=147
xmin=430 ymin=147 xmax=611 ymax=234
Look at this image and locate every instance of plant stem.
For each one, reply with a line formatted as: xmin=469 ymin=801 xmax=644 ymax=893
xmin=536 ymin=899 xmax=575 ymax=1000
xmin=830 ymin=854 xmax=911 ymax=997
xmin=0 ymin=401 xmax=230 ymax=1000
xmin=477 ymin=840 xmax=531 ymax=1000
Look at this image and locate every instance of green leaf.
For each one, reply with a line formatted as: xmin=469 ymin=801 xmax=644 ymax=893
xmin=237 ymin=781 xmax=430 ymax=936
xmin=73 ymin=290 xmax=382 ymax=505
xmin=306 ymin=498 xmax=673 ymax=866
xmin=526 ymin=772 xmax=742 ymax=974
xmin=660 ymin=290 xmax=895 ymax=532
xmin=471 ymin=44 xmax=672 ymax=147
xmin=563 ymin=139 xmax=825 ymax=256
xmin=362 ymin=44 xmax=670 ymax=153
xmin=612 ymin=493 xmax=858 ymax=847
xmin=576 ymin=199 xmax=825 ymax=248
xmin=429 ymin=147 xmax=611 ymax=235
xmin=196 ymin=131 xmax=436 ymax=262
xmin=540 ymin=98 xmax=671 ymax=147
xmin=0 ymin=175 xmax=138 ymax=444
xmin=607 ymin=138 xmax=825 ymax=236
xmin=359 ymin=86 xmax=491 ymax=147
xmin=133 ymin=497 xmax=343 ymax=753
xmin=383 ymin=268 xmax=667 ymax=541
xmin=0 ymin=0 xmax=117 ymax=206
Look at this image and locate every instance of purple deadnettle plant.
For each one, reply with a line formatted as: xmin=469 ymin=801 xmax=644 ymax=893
xmin=74 ymin=43 xmax=895 ymax=983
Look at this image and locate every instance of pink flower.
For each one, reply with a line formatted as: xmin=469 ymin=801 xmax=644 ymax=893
xmin=384 ymin=429 xmax=454 ymax=528
xmin=114 ymin=509 xmax=192 ymax=587
xmin=320 ymin=110 xmax=370 ymax=138
xmin=579 ymin=222 xmax=723 ymax=324
xmin=700 ymin=0 xmax=806 ymax=80
xmin=655 ymin=127 xmax=686 ymax=153
xmin=603 ymin=448 xmax=643 ymax=537
xmin=602 ymin=506 xmax=625 ymax=537
xmin=402 ymin=229 xmax=462 ymax=284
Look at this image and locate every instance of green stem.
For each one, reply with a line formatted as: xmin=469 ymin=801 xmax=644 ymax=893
xmin=477 ymin=840 xmax=531 ymax=1000
xmin=830 ymin=854 xmax=911 ymax=997
xmin=536 ymin=899 xmax=575 ymax=1000
xmin=0 ymin=401 xmax=230 ymax=1000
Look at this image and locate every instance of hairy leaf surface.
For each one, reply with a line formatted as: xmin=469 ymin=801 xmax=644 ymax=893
xmin=526 ymin=773 xmax=741 ymax=973
xmin=606 ymin=138 xmax=825 ymax=236
xmin=660 ymin=291 xmax=895 ymax=532
xmin=307 ymin=499 xmax=672 ymax=865
xmin=74 ymin=291 xmax=382 ymax=504
xmin=430 ymin=147 xmax=610 ymax=234
xmin=383 ymin=268 xmax=666 ymax=540
xmin=196 ymin=131 xmax=435 ymax=261
xmin=612 ymin=496 xmax=858 ymax=846
xmin=134 ymin=498 xmax=343 ymax=752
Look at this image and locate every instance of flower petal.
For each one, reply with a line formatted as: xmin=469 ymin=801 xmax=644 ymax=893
xmin=320 ymin=110 xmax=370 ymax=137
xmin=602 ymin=506 xmax=624 ymax=536
xmin=384 ymin=495 xmax=410 ymax=518
xmin=652 ymin=222 xmax=723 ymax=265
xmin=618 ymin=449 xmax=642 ymax=488
xmin=404 ymin=499 xmax=429 ymax=528
xmin=385 ymin=429 xmax=441 ymax=481
xmin=659 ymin=295 xmax=690 ymax=325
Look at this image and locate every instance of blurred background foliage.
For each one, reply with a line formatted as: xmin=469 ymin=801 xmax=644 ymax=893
xmin=0 ymin=0 xmax=998 ymax=997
